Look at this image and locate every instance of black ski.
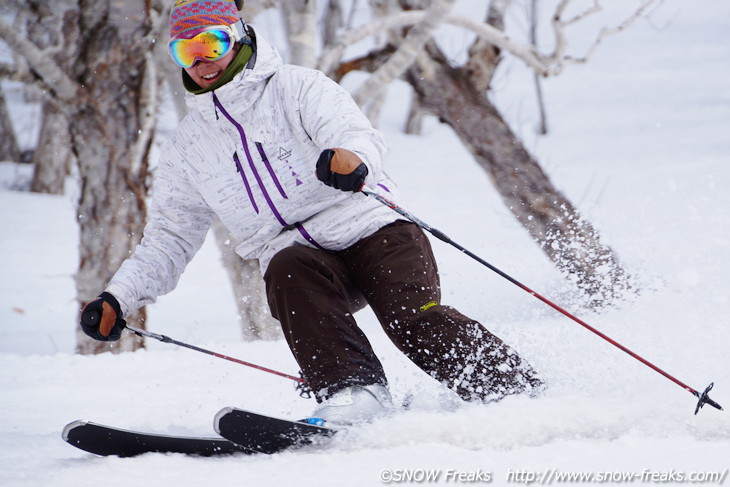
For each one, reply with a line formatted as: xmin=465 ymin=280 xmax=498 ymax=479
xmin=63 ymin=420 xmax=250 ymax=457
xmin=214 ymin=407 xmax=336 ymax=454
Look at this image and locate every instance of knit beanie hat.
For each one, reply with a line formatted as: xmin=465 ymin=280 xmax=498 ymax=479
xmin=169 ymin=0 xmax=241 ymax=39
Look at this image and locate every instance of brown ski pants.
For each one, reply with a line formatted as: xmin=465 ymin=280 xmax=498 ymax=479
xmin=264 ymin=221 xmax=542 ymax=402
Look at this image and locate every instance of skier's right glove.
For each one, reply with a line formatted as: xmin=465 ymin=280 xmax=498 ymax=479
xmin=80 ymin=292 xmax=126 ymax=341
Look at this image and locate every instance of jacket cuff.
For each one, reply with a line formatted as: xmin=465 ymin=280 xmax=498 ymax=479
xmin=348 ymin=148 xmax=376 ymax=189
xmin=102 ymin=284 xmax=132 ymax=318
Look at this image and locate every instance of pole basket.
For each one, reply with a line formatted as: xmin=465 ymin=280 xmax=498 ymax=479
xmin=694 ymin=382 xmax=723 ymax=415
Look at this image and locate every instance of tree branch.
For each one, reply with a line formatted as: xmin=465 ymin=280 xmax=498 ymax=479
xmin=0 ymin=62 xmax=34 ymax=83
xmin=321 ymin=0 xmax=660 ymax=80
xmin=332 ymin=45 xmax=396 ymax=83
xmin=351 ymin=0 xmax=457 ymax=107
xmin=464 ymin=0 xmax=509 ymax=93
xmin=548 ymin=0 xmax=659 ymax=73
xmin=0 ymin=16 xmax=79 ymax=102
xmin=319 ymin=9 xmax=547 ymax=77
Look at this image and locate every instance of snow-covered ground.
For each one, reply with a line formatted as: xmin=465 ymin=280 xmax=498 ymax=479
xmin=1 ymin=1 xmax=728 ymax=486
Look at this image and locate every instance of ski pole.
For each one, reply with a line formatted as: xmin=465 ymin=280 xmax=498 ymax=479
xmin=361 ymin=188 xmax=723 ymax=415
xmin=125 ymin=325 xmax=306 ymax=384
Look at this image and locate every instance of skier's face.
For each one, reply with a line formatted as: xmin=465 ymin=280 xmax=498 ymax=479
xmin=183 ymin=43 xmax=239 ymax=89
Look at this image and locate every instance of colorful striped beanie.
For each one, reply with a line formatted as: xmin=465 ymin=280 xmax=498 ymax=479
xmin=169 ymin=0 xmax=241 ymax=39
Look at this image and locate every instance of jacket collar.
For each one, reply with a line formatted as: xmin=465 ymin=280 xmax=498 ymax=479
xmin=185 ymin=28 xmax=283 ymax=122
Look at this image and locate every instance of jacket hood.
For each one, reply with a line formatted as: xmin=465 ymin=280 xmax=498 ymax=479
xmin=184 ymin=27 xmax=282 ymax=120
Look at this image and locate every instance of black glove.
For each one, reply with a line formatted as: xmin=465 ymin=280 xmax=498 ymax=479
xmin=316 ymin=148 xmax=369 ymax=192
xmin=80 ymin=292 xmax=126 ymax=341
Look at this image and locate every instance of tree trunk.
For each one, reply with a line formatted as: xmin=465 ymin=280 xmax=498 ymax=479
xmin=211 ymin=220 xmax=281 ymax=341
xmin=30 ymin=102 xmax=72 ymax=194
xmin=72 ymin=0 xmax=161 ymax=354
xmin=0 ymin=85 xmax=21 ymax=162
xmin=280 ymin=0 xmax=318 ymax=68
xmin=404 ymin=92 xmax=425 ymax=134
xmin=23 ymin=0 xmax=74 ymax=193
xmin=404 ymin=44 xmax=630 ymax=307
xmin=322 ymin=0 xmax=344 ymax=48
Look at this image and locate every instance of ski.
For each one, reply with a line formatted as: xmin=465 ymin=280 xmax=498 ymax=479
xmin=214 ymin=407 xmax=336 ymax=454
xmin=63 ymin=408 xmax=336 ymax=457
xmin=62 ymin=420 xmax=251 ymax=457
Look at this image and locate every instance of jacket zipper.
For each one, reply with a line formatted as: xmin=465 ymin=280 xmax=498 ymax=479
xmin=212 ymin=93 xmax=325 ymax=250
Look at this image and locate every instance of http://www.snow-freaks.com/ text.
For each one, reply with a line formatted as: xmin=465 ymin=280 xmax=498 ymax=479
xmin=378 ymin=467 xmax=728 ymax=484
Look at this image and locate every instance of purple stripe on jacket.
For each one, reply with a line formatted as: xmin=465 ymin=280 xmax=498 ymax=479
xmin=213 ymin=93 xmax=326 ymax=250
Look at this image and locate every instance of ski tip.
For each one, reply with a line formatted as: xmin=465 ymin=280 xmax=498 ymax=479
xmin=213 ymin=407 xmax=236 ymax=434
xmin=62 ymin=420 xmax=89 ymax=441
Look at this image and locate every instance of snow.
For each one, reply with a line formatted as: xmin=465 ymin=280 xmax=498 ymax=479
xmin=1 ymin=1 xmax=729 ymax=486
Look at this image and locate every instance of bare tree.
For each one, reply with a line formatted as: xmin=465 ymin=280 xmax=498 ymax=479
xmin=316 ymin=0 xmax=660 ymax=306
xmin=0 ymin=0 xmax=170 ymax=353
xmin=403 ymin=1 xmax=634 ymax=306
xmin=403 ymin=42 xmax=628 ymax=306
xmin=17 ymin=1 xmax=74 ymax=194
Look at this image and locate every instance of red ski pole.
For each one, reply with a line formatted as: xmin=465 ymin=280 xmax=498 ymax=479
xmin=126 ymin=325 xmax=306 ymax=384
xmin=362 ymin=188 xmax=723 ymax=415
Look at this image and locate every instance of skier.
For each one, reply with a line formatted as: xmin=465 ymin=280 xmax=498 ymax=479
xmin=80 ymin=0 xmax=542 ymax=424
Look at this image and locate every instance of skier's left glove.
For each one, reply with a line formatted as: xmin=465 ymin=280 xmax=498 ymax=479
xmin=80 ymin=292 xmax=126 ymax=341
xmin=316 ymin=148 xmax=368 ymax=192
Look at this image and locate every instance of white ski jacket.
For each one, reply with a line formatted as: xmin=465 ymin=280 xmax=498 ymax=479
xmin=107 ymin=32 xmax=402 ymax=317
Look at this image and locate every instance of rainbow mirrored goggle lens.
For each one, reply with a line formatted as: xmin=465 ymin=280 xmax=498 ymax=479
xmin=169 ymin=25 xmax=241 ymax=68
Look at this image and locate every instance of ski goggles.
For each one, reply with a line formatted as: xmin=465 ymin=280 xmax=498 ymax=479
xmin=169 ymin=22 xmax=245 ymax=68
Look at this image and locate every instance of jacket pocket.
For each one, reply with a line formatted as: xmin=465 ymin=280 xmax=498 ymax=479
xmin=233 ymin=151 xmax=259 ymax=214
xmin=255 ymin=142 xmax=288 ymax=199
